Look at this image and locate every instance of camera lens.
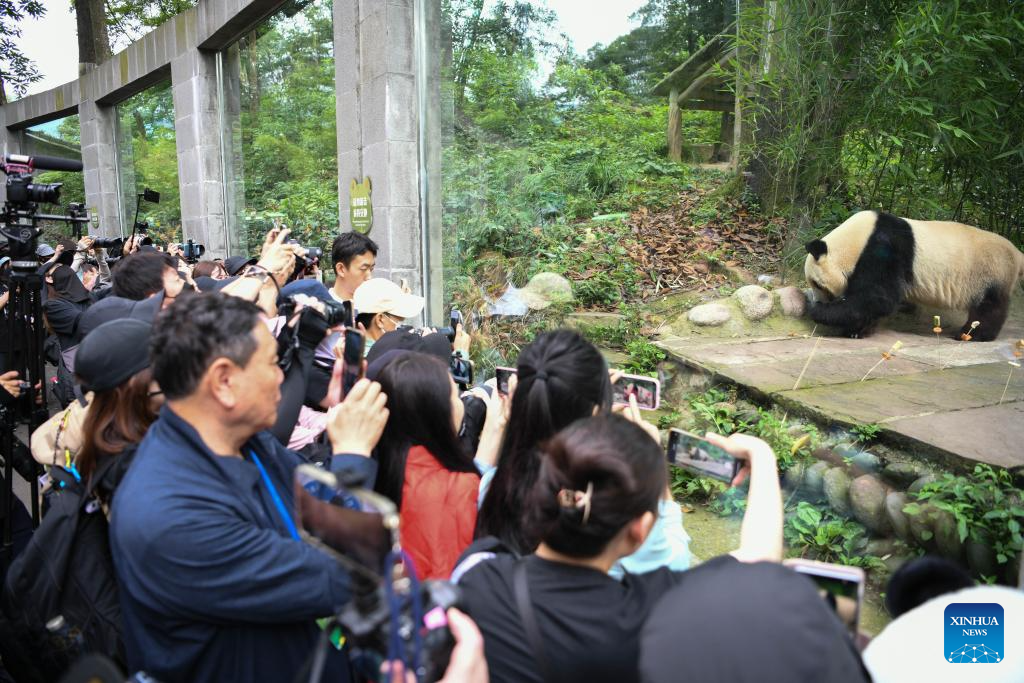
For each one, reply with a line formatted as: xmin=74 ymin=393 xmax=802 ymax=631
xmin=27 ymin=182 xmax=62 ymax=204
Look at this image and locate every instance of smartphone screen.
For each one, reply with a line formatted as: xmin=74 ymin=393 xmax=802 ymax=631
xmin=342 ymin=328 xmax=365 ymax=396
xmin=612 ymin=373 xmax=660 ymax=410
xmin=667 ymin=428 xmax=741 ymax=482
xmin=495 ymin=367 xmax=516 ymax=395
xmin=784 ymin=559 xmax=865 ymax=639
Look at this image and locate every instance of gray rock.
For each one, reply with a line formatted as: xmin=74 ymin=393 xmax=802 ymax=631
xmin=736 ymin=409 xmax=760 ymax=426
xmin=823 ymin=468 xmax=853 ymax=517
xmin=733 ymin=285 xmax=774 ymax=321
xmin=908 ymin=503 xmax=939 ymax=551
xmin=849 ymin=475 xmax=890 ymax=534
xmin=883 ymin=553 xmax=915 ymax=574
xmin=756 ymin=274 xmax=777 ymax=286
xmin=783 ymin=462 xmax=806 ymax=491
xmin=787 ymin=423 xmax=806 ymax=437
xmin=966 ymin=539 xmax=998 ymax=578
xmin=885 ymin=492 xmax=913 ymax=543
xmin=908 ymin=474 xmax=941 ymax=496
xmin=519 ymin=272 xmax=574 ymax=310
xmin=688 ymin=303 xmax=732 ymax=326
xmin=777 ymin=286 xmax=807 ymax=317
xmin=850 ymin=452 xmax=882 ymax=473
xmin=933 ymin=509 xmax=963 ymax=561
xmin=865 ymin=538 xmax=902 ymax=558
xmin=1004 ymin=553 xmax=1022 ymax=586
xmin=881 ymin=462 xmax=927 ymax=489
xmin=804 ymin=461 xmax=831 ymax=497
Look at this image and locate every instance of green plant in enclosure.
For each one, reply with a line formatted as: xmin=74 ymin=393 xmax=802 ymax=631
xmin=851 ymin=423 xmax=882 ymax=444
xmin=906 ymin=464 xmax=1024 ymax=566
xmin=785 ymin=502 xmax=876 ymax=567
xmin=670 ymin=466 xmax=728 ymax=505
xmin=623 ymin=338 xmax=666 ymax=375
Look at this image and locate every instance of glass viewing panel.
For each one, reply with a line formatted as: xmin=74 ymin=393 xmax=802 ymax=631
xmin=16 ymin=115 xmax=85 ymax=243
xmin=219 ymin=0 xmax=338 ymax=258
xmin=115 ymin=79 xmax=182 ymax=243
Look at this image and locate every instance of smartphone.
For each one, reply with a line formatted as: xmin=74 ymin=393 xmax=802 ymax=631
xmin=495 ymin=366 xmax=517 ymax=395
xmin=667 ymin=428 xmax=741 ymax=482
xmin=612 ymin=373 xmax=660 ymax=410
xmin=784 ymin=559 xmax=865 ymax=639
xmin=342 ymin=327 xmax=365 ymax=397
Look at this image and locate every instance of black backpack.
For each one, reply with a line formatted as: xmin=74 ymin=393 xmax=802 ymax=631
xmin=0 ymin=457 xmax=127 ymax=682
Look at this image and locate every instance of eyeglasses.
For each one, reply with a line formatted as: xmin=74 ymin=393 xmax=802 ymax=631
xmin=148 ymin=389 xmax=164 ymax=398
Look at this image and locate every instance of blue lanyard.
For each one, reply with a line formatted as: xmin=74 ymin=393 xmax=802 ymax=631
xmin=249 ymin=450 xmax=300 ymax=541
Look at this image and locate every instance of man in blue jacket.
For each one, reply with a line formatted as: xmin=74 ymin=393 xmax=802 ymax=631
xmin=110 ymin=293 xmax=389 ymax=682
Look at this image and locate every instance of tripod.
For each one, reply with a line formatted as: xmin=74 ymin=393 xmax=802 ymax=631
xmin=1 ymin=251 xmax=48 ymax=569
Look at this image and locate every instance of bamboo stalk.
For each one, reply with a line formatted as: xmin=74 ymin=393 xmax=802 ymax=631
xmin=793 ymin=336 xmax=823 ymax=391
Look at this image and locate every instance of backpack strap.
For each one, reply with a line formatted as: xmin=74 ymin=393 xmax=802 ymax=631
xmin=513 ymin=560 xmax=554 ymax=683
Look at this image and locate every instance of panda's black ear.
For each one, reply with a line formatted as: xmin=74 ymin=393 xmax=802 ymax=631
xmin=805 ymin=239 xmax=828 ymax=260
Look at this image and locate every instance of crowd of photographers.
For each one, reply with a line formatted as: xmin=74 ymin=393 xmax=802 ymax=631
xmin=1 ymin=227 xmax=1023 ymax=683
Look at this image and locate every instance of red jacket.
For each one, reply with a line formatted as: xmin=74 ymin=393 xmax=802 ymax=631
xmin=400 ymin=445 xmax=480 ymax=580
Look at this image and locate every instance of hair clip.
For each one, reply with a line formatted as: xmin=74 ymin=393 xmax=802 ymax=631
xmin=557 ymin=481 xmax=594 ymax=524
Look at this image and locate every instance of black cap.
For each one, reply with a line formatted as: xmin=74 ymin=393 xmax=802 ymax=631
xmin=224 ymin=255 xmax=257 ymax=276
xmin=640 ymin=558 xmax=871 ymax=683
xmin=75 ymin=319 xmax=153 ymax=393
xmin=78 ymin=294 xmax=162 ymax=339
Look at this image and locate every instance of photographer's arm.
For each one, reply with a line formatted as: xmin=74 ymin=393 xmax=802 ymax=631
xmin=325 ymin=379 xmax=388 ymax=487
xmin=96 ymin=249 xmax=111 ymax=284
xmin=704 ymin=433 xmax=784 ymax=563
xmin=269 ymin=310 xmax=327 ymax=445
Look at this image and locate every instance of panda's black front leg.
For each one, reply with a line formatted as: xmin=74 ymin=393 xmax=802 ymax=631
xmin=808 ymin=298 xmax=879 ymax=338
xmin=808 ymin=286 xmax=902 ymax=339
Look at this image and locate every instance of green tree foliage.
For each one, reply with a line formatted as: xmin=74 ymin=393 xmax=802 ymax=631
xmin=736 ymin=0 xmax=1024 ymax=253
xmin=587 ymin=0 xmax=735 ymax=96
xmin=232 ymin=0 xmax=338 ymax=255
xmin=116 ymin=81 xmax=182 ymax=244
xmin=441 ymin=0 xmax=715 ymax=287
xmin=0 ymin=0 xmax=45 ymax=101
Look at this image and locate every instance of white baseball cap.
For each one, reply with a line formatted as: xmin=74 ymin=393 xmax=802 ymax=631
xmin=353 ymin=278 xmax=424 ymax=319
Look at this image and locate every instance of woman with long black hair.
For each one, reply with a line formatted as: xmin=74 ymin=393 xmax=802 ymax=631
xmin=372 ymin=351 xmax=506 ymax=579
xmin=455 ymin=414 xmax=788 ymax=683
xmin=474 ymin=329 xmax=690 ymax=577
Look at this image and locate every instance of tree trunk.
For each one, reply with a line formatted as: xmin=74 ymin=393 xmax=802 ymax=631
xmin=75 ymin=0 xmax=112 ymax=73
xmin=667 ymin=88 xmax=682 ymax=162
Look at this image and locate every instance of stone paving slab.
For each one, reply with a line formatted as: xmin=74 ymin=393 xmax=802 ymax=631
xmin=656 ymin=297 xmax=1024 ymax=470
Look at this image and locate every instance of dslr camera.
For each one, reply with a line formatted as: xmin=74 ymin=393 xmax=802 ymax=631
xmin=278 ymin=293 xmax=353 ymax=328
xmin=181 ymin=239 xmax=206 ymax=264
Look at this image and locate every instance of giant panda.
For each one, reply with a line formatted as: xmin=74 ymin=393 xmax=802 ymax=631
xmin=804 ymin=210 xmax=1024 ymax=341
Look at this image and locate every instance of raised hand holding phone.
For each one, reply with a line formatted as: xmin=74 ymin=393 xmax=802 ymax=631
xmin=326 ymin=378 xmax=389 ymax=456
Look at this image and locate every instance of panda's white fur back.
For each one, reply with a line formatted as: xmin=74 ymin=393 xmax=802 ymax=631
xmin=809 ymin=210 xmax=1024 ymax=312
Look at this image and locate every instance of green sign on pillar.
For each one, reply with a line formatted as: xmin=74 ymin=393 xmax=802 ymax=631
xmin=350 ymin=178 xmax=373 ymax=234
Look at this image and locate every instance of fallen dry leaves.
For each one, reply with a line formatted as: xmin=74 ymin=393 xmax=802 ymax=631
xmin=625 ymin=187 xmax=784 ymax=296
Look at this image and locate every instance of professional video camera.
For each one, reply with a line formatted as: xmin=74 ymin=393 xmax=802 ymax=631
xmin=1 ymin=153 xmax=88 ymax=558
xmin=294 ymin=466 xmax=458 ymax=682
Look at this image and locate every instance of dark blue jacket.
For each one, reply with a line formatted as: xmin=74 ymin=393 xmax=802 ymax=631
xmin=110 ymin=406 xmax=376 ymax=682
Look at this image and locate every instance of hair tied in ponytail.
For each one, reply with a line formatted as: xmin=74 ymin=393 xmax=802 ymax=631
xmin=557 ymin=481 xmax=594 ymax=524
xmin=535 ymin=370 xmax=549 ymax=381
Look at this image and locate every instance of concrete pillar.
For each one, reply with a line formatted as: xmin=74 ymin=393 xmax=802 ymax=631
xmin=171 ymin=47 xmax=234 ymax=258
xmin=0 ymin=106 xmax=9 ymax=204
xmin=78 ymin=92 xmax=123 ymax=238
xmin=335 ymin=0 xmax=442 ymax=324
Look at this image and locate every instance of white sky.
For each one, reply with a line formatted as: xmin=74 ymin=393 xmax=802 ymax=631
xmin=14 ymin=0 xmax=644 ymax=98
